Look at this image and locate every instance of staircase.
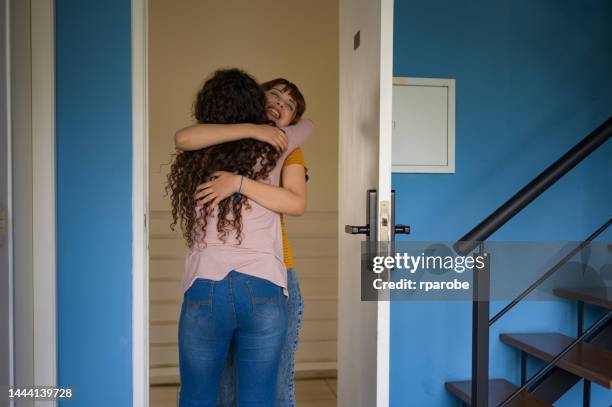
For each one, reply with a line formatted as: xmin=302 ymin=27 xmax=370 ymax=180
xmin=444 ymin=116 xmax=612 ymax=407
xmin=447 ymin=287 xmax=612 ymax=406
xmin=446 ymin=379 xmax=551 ymax=406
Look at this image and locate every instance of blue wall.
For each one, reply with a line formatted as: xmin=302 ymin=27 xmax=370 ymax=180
xmin=391 ymin=1 xmax=612 ymax=406
xmin=56 ymin=0 xmax=133 ymax=405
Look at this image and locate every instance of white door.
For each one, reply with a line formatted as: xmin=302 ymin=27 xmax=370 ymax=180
xmin=338 ymin=0 xmax=393 ymax=406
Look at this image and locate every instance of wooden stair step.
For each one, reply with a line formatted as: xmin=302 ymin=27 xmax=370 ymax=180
xmin=445 ymin=379 xmax=551 ymax=406
xmin=553 ymin=287 xmax=612 ymax=309
xmin=500 ymin=332 xmax=612 ymax=389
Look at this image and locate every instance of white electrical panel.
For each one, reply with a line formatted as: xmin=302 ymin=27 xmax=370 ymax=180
xmin=392 ymin=77 xmax=455 ymax=173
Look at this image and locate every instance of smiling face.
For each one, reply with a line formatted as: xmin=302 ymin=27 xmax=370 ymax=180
xmin=265 ymin=86 xmax=297 ymax=127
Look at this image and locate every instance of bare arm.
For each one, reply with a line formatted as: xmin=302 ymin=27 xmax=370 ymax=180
xmin=174 ymin=123 xmax=288 ymax=151
xmin=191 ymin=120 xmax=313 ymax=213
xmin=242 ymin=164 xmax=306 ymax=215
xmin=280 ymin=119 xmax=314 ymax=154
xmin=194 ymin=165 xmax=307 ymax=216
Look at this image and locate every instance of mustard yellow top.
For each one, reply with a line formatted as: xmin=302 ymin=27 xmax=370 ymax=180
xmin=280 ymin=147 xmax=308 ymax=269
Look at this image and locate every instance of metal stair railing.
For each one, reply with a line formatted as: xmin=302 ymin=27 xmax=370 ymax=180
xmin=452 ymin=115 xmax=612 ymax=407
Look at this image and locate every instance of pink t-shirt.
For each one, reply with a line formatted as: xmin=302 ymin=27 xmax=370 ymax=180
xmin=181 ymin=119 xmax=314 ymax=297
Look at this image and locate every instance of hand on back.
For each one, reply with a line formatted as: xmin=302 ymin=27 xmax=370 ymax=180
xmin=194 ymin=171 xmax=241 ymax=208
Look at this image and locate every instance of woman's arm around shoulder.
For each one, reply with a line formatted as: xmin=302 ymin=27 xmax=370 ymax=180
xmin=174 ymin=123 xmax=288 ymax=151
xmin=281 ymin=119 xmax=315 ymax=152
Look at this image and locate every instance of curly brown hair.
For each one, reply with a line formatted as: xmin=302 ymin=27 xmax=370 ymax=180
xmin=165 ymin=68 xmax=280 ymax=248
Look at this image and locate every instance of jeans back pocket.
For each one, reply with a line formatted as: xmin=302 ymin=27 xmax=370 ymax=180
xmin=245 ymin=276 xmax=282 ymax=319
xmin=184 ymin=278 xmax=213 ymax=321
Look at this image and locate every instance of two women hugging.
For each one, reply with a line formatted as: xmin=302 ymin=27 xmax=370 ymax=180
xmin=166 ymin=68 xmax=314 ymax=406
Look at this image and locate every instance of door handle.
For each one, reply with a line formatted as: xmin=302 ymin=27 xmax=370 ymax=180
xmin=344 ymin=190 xmax=377 ymax=239
xmin=391 ymin=190 xmax=411 ymax=240
xmin=346 ymin=224 xmax=408 ymax=235
xmin=394 ymin=224 xmax=410 ymax=235
xmin=345 ymin=225 xmax=370 ymax=235
xmin=344 ymin=190 xmax=412 ymax=238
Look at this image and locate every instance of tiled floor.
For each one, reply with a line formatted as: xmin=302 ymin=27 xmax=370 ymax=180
xmin=150 ymin=378 xmax=338 ymax=407
xmin=295 ymin=378 xmax=337 ymax=407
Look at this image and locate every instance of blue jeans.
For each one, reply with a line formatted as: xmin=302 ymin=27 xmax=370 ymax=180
xmin=216 ymin=269 xmax=304 ymax=407
xmin=178 ymin=271 xmax=288 ymax=407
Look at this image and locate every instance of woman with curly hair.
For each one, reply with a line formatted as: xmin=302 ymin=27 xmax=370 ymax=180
xmin=175 ymin=77 xmax=310 ymax=407
xmin=167 ymin=68 xmax=313 ymax=406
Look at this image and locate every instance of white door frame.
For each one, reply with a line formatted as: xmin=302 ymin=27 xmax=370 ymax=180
xmin=12 ymin=0 xmax=57 ymax=403
xmin=3 ymin=0 xmax=14 ymax=400
xmin=131 ymin=0 xmax=149 ymax=406
xmin=377 ymin=1 xmax=394 ymax=405
xmin=31 ymin=0 xmax=57 ymax=393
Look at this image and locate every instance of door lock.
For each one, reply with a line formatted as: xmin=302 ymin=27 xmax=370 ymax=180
xmin=345 ymin=190 xmax=412 ymax=239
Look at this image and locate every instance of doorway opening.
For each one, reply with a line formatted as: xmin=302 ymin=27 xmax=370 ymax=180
xmin=146 ymin=1 xmax=340 ymax=405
